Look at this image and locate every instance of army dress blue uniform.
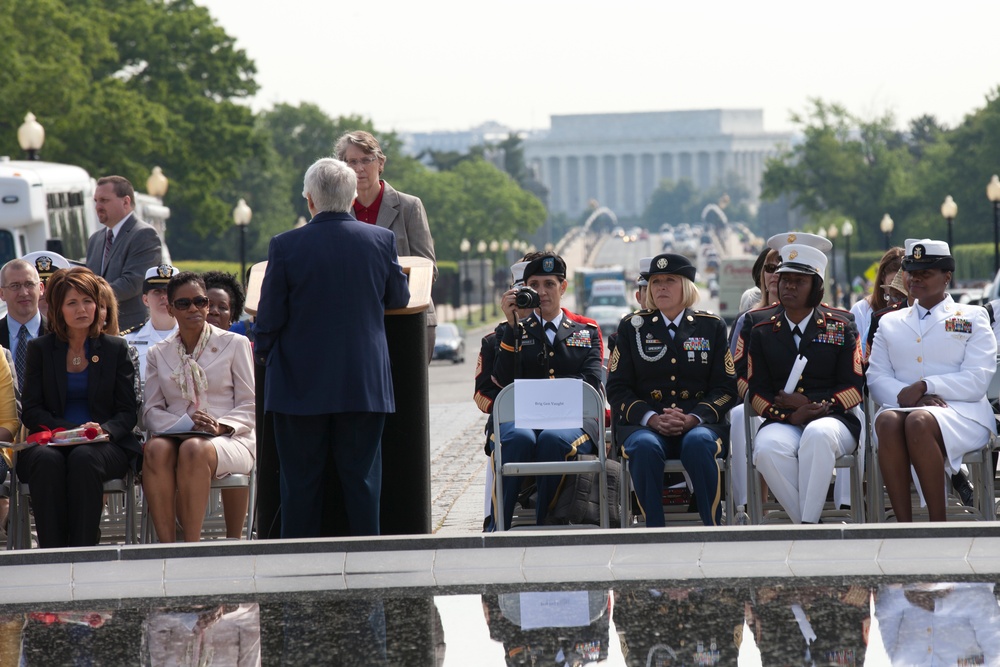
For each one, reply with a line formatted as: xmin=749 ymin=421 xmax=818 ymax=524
xmin=747 ymin=303 xmax=864 ymax=523
xmin=492 ymin=312 xmax=604 ymax=528
xmin=606 ymin=308 xmax=737 ymax=526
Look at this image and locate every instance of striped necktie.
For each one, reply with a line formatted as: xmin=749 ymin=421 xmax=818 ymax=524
xmin=102 ymin=228 xmax=114 ymax=273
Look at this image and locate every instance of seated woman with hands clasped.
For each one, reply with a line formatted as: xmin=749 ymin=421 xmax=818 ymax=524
xmin=141 ymin=272 xmax=255 ymax=542
xmin=16 ymin=267 xmax=140 ymax=548
xmin=868 ymin=239 xmax=997 ymax=522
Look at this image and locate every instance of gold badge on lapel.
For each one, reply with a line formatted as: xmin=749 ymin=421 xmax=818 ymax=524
xmin=651 ymin=390 xmax=662 ymax=401
xmin=91 ymin=355 xmax=99 ymax=363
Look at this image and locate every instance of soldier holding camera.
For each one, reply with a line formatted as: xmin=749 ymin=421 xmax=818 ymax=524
xmin=490 ymin=252 xmax=604 ymax=530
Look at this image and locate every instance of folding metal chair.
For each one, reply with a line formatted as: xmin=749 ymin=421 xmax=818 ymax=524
xmin=866 ymin=395 xmax=995 ymax=522
xmin=140 ymin=464 xmax=257 ymax=542
xmin=8 ymin=467 xmax=137 ymax=549
xmin=492 ymin=381 xmax=609 ymax=531
xmin=745 ymin=394 xmax=865 ymax=525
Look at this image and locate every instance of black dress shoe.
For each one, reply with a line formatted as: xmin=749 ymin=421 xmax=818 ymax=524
xmin=952 ymin=471 xmax=975 ymax=507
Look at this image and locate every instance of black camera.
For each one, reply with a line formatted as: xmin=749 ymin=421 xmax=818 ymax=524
xmin=515 ymin=286 xmax=541 ymax=309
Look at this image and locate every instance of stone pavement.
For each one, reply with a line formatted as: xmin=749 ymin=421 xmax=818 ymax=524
xmin=429 ymin=403 xmax=488 ymax=535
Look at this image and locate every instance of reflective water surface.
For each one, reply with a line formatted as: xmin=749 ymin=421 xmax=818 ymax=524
xmin=2 ymin=577 xmax=999 ymax=665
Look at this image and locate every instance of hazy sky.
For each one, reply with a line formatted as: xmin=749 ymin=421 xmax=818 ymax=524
xmin=200 ymin=0 xmax=999 ymax=135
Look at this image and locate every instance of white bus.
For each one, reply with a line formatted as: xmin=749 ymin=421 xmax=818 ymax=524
xmin=0 ymin=157 xmax=171 ymax=266
xmin=0 ymin=158 xmax=98 ymax=263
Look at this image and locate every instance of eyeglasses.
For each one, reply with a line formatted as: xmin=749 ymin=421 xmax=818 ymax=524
xmin=882 ymin=288 xmax=906 ymax=303
xmin=345 ymin=156 xmax=379 ymax=168
xmin=763 ymin=263 xmax=780 ymax=274
xmin=1 ymin=281 xmax=38 ymax=292
xmin=172 ymin=296 xmax=210 ymax=310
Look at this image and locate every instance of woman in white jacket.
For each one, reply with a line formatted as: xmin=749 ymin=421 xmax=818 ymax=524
xmin=868 ymin=239 xmax=996 ymax=521
xmin=141 ymin=272 xmax=256 ymax=542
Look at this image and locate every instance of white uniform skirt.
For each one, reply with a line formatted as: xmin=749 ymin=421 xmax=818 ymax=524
xmin=876 ymin=406 xmax=990 ymax=474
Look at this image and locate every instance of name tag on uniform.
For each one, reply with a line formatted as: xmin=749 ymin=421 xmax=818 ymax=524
xmin=945 ymin=317 xmax=972 ymax=334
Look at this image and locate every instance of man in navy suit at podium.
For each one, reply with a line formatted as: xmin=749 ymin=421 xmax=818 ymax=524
xmin=255 ymin=157 xmax=410 ymax=538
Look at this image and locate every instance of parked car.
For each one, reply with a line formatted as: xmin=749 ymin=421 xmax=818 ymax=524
xmin=433 ymin=323 xmax=466 ymax=363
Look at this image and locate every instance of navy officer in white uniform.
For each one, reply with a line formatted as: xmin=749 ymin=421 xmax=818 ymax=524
xmin=868 ymin=238 xmax=997 ymax=521
xmin=122 ymin=264 xmax=180 ymax=383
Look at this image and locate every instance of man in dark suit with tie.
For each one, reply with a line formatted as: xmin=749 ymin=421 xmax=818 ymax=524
xmin=255 ymin=157 xmax=410 ymax=539
xmin=85 ymin=175 xmax=163 ymax=331
xmin=0 ymin=257 xmax=56 ymax=389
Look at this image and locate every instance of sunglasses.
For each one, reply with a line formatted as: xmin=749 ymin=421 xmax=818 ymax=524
xmin=172 ymin=296 xmax=210 ymax=310
xmin=763 ymin=263 xmax=780 ymax=273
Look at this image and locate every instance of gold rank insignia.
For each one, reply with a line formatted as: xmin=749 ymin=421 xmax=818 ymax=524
xmin=724 ymin=350 xmax=736 ymax=375
xmin=651 ymin=389 xmax=662 ymax=401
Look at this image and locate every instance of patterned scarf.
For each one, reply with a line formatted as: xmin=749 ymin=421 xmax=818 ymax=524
xmin=169 ymin=325 xmax=212 ymax=410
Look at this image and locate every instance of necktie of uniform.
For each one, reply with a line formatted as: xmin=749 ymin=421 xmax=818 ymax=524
xmin=667 ymin=322 xmax=678 ymax=339
xmin=544 ymin=321 xmax=557 ymax=344
xmin=102 ymin=228 xmax=114 ymax=273
xmin=15 ymin=325 xmax=27 ymax=389
xmin=792 ymin=325 xmax=803 ymax=347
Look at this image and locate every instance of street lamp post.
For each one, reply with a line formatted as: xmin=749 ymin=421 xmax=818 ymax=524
xmin=146 ymin=166 xmax=169 ymax=199
xmin=489 ymin=240 xmax=500 ymax=317
xmin=460 ymin=238 xmax=472 ymax=325
xmin=827 ymin=224 xmax=839 ymax=297
xmin=232 ymin=199 xmax=252 ymax=286
xmin=988 ymin=176 xmax=1000 ymax=274
xmin=879 ymin=214 xmax=894 ymax=251
xmin=841 ymin=220 xmax=854 ymax=308
xmin=941 ymin=195 xmax=958 ymax=280
xmin=17 ymin=112 xmax=45 ymax=161
xmin=477 ymin=240 xmax=488 ymax=322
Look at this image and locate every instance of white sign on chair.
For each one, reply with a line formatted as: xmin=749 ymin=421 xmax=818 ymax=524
xmin=513 ymin=378 xmax=584 ymax=430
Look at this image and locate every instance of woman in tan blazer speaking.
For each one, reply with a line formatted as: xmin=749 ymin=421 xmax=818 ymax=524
xmin=141 ymin=272 xmax=255 ymax=542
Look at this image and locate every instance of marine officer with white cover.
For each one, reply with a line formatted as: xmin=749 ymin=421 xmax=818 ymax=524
xmin=747 ymin=241 xmax=864 ymax=523
xmin=123 ymin=264 xmax=180 ymax=382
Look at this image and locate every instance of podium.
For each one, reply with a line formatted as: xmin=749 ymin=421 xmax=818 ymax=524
xmin=246 ymin=256 xmax=434 ymax=538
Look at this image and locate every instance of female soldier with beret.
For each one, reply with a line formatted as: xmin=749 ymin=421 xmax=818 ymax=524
xmin=491 ymin=252 xmax=604 ymax=530
xmin=607 ymin=253 xmax=737 ymax=527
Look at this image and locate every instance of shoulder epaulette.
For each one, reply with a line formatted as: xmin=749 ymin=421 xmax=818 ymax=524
xmin=693 ymin=310 xmax=721 ymax=320
xmin=748 ymin=302 xmax=781 ymax=314
xmin=820 ymin=302 xmax=852 ymax=315
xmin=119 ymin=322 xmax=143 ymax=336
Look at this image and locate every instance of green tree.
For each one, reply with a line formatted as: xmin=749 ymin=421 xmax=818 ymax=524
xmin=0 ymin=0 xmax=261 ymax=256
xmin=939 ymin=87 xmax=1000 ymax=251
xmin=762 ymin=99 xmax=926 ymax=251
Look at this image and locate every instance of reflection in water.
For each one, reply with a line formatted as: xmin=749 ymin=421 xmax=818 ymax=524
xmin=1 ymin=580 xmax=1000 ymax=665
xmin=875 ymin=583 xmax=1000 ymax=665
xmin=483 ymin=590 xmax=611 ymax=665
xmin=142 ymin=604 xmax=261 ymax=665
xmin=615 ymin=586 xmax=743 ymax=665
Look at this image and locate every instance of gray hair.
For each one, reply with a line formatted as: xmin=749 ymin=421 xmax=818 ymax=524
xmin=333 ymin=130 xmax=386 ymax=167
xmin=302 ymin=158 xmax=358 ymax=213
xmin=1 ymin=259 xmax=39 ymax=285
